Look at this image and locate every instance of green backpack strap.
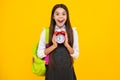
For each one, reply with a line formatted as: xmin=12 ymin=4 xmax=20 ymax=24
xmin=45 ymin=27 xmax=49 ymax=43
xmin=45 ymin=27 xmax=49 ymax=48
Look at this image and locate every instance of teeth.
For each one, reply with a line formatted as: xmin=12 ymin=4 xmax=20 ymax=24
xmin=58 ymin=20 xmax=64 ymax=23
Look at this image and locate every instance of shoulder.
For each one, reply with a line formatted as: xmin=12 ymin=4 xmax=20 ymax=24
xmin=41 ymin=28 xmax=45 ymax=34
xmin=41 ymin=27 xmax=49 ymax=34
xmin=39 ymin=28 xmax=46 ymax=38
xmin=72 ymin=27 xmax=77 ymax=33
xmin=72 ymin=27 xmax=78 ymax=38
xmin=72 ymin=27 xmax=76 ymax=30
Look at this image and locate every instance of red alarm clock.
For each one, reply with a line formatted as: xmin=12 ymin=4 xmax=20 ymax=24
xmin=55 ymin=31 xmax=65 ymax=44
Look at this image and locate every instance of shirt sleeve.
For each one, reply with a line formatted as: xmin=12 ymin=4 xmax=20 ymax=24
xmin=37 ymin=29 xmax=47 ymax=58
xmin=70 ymin=28 xmax=80 ymax=59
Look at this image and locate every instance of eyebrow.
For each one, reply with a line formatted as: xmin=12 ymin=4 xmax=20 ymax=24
xmin=55 ymin=11 xmax=66 ymax=14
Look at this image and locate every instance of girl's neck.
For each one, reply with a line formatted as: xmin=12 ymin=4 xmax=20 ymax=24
xmin=55 ymin=25 xmax=65 ymax=29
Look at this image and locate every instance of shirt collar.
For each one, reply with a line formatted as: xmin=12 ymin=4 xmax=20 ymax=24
xmin=55 ymin=25 xmax=66 ymax=32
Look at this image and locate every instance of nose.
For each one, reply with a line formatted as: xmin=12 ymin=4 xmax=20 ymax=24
xmin=59 ymin=14 xmax=63 ymax=17
xmin=59 ymin=14 xmax=63 ymax=18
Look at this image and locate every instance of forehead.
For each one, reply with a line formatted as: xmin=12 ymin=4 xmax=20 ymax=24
xmin=54 ymin=8 xmax=66 ymax=13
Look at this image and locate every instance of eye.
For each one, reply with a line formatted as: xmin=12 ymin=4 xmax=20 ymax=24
xmin=62 ymin=13 xmax=66 ymax=15
xmin=56 ymin=13 xmax=59 ymax=16
xmin=62 ymin=12 xmax=67 ymax=16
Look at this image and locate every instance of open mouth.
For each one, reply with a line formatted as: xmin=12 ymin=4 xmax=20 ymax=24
xmin=58 ymin=20 xmax=64 ymax=23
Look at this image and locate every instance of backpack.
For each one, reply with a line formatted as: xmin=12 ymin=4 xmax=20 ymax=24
xmin=32 ymin=27 xmax=49 ymax=76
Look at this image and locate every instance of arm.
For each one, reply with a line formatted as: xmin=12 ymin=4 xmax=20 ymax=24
xmin=44 ymin=34 xmax=58 ymax=55
xmin=37 ymin=30 xmax=57 ymax=58
xmin=44 ymin=44 xmax=57 ymax=55
xmin=64 ymin=28 xmax=79 ymax=59
xmin=37 ymin=29 xmax=46 ymax=58
xmin=64 ymin=43 xmax=74 ymax=55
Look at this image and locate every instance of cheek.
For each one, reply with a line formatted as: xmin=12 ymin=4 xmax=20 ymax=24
xmin=64 ymin=15 xmax=67 ymax=19
xmin=64 ymin=16 xmax=67 ymax=21
xmin=53 ymin=15 xmax=57 ymax=19
xmin=54 ymin=16 xmax=58 ymax=20
xmin=53 ymin=17 xmax=57 ymax=22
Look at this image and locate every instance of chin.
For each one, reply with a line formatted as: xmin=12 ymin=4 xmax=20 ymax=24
xmin=59 ymin=25 xmax=64 ymax=27
xmin=57 ymin=24 xmax=65 ymax=27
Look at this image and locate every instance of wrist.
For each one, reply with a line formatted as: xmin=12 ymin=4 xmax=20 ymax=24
xmin=64 ymin=42 xmax=69 ymax=47
xmin=52 ymin=44 xmax=57 ymax=48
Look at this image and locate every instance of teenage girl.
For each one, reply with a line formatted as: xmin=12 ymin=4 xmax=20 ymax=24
xmin=37 ymin=4 xmax=79 ymax=80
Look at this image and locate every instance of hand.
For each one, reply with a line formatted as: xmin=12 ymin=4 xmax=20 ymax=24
xmin=64 ymin=31 xmax=69 ymax=47
xmin=52 ymin=34 xmax=58 ymax=48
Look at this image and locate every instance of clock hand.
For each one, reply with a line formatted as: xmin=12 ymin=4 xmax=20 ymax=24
xmin=59 ymin=36 xmax=60 ymax=40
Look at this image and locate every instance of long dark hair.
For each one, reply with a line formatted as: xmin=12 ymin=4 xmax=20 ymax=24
xmin=48 ymin=4 xmax=74 ymax=69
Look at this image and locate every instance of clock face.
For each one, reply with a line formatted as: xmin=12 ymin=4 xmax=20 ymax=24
xmin=56 ymin=34 xmax=65 ymax=44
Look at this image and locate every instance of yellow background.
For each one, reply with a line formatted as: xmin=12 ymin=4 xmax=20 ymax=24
xmin=0 ymin=0 xmax=120 ymax=80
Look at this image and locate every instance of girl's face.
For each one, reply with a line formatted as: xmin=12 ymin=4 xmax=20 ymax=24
xmin=53 ymin=8 xmax=67 ymax=28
